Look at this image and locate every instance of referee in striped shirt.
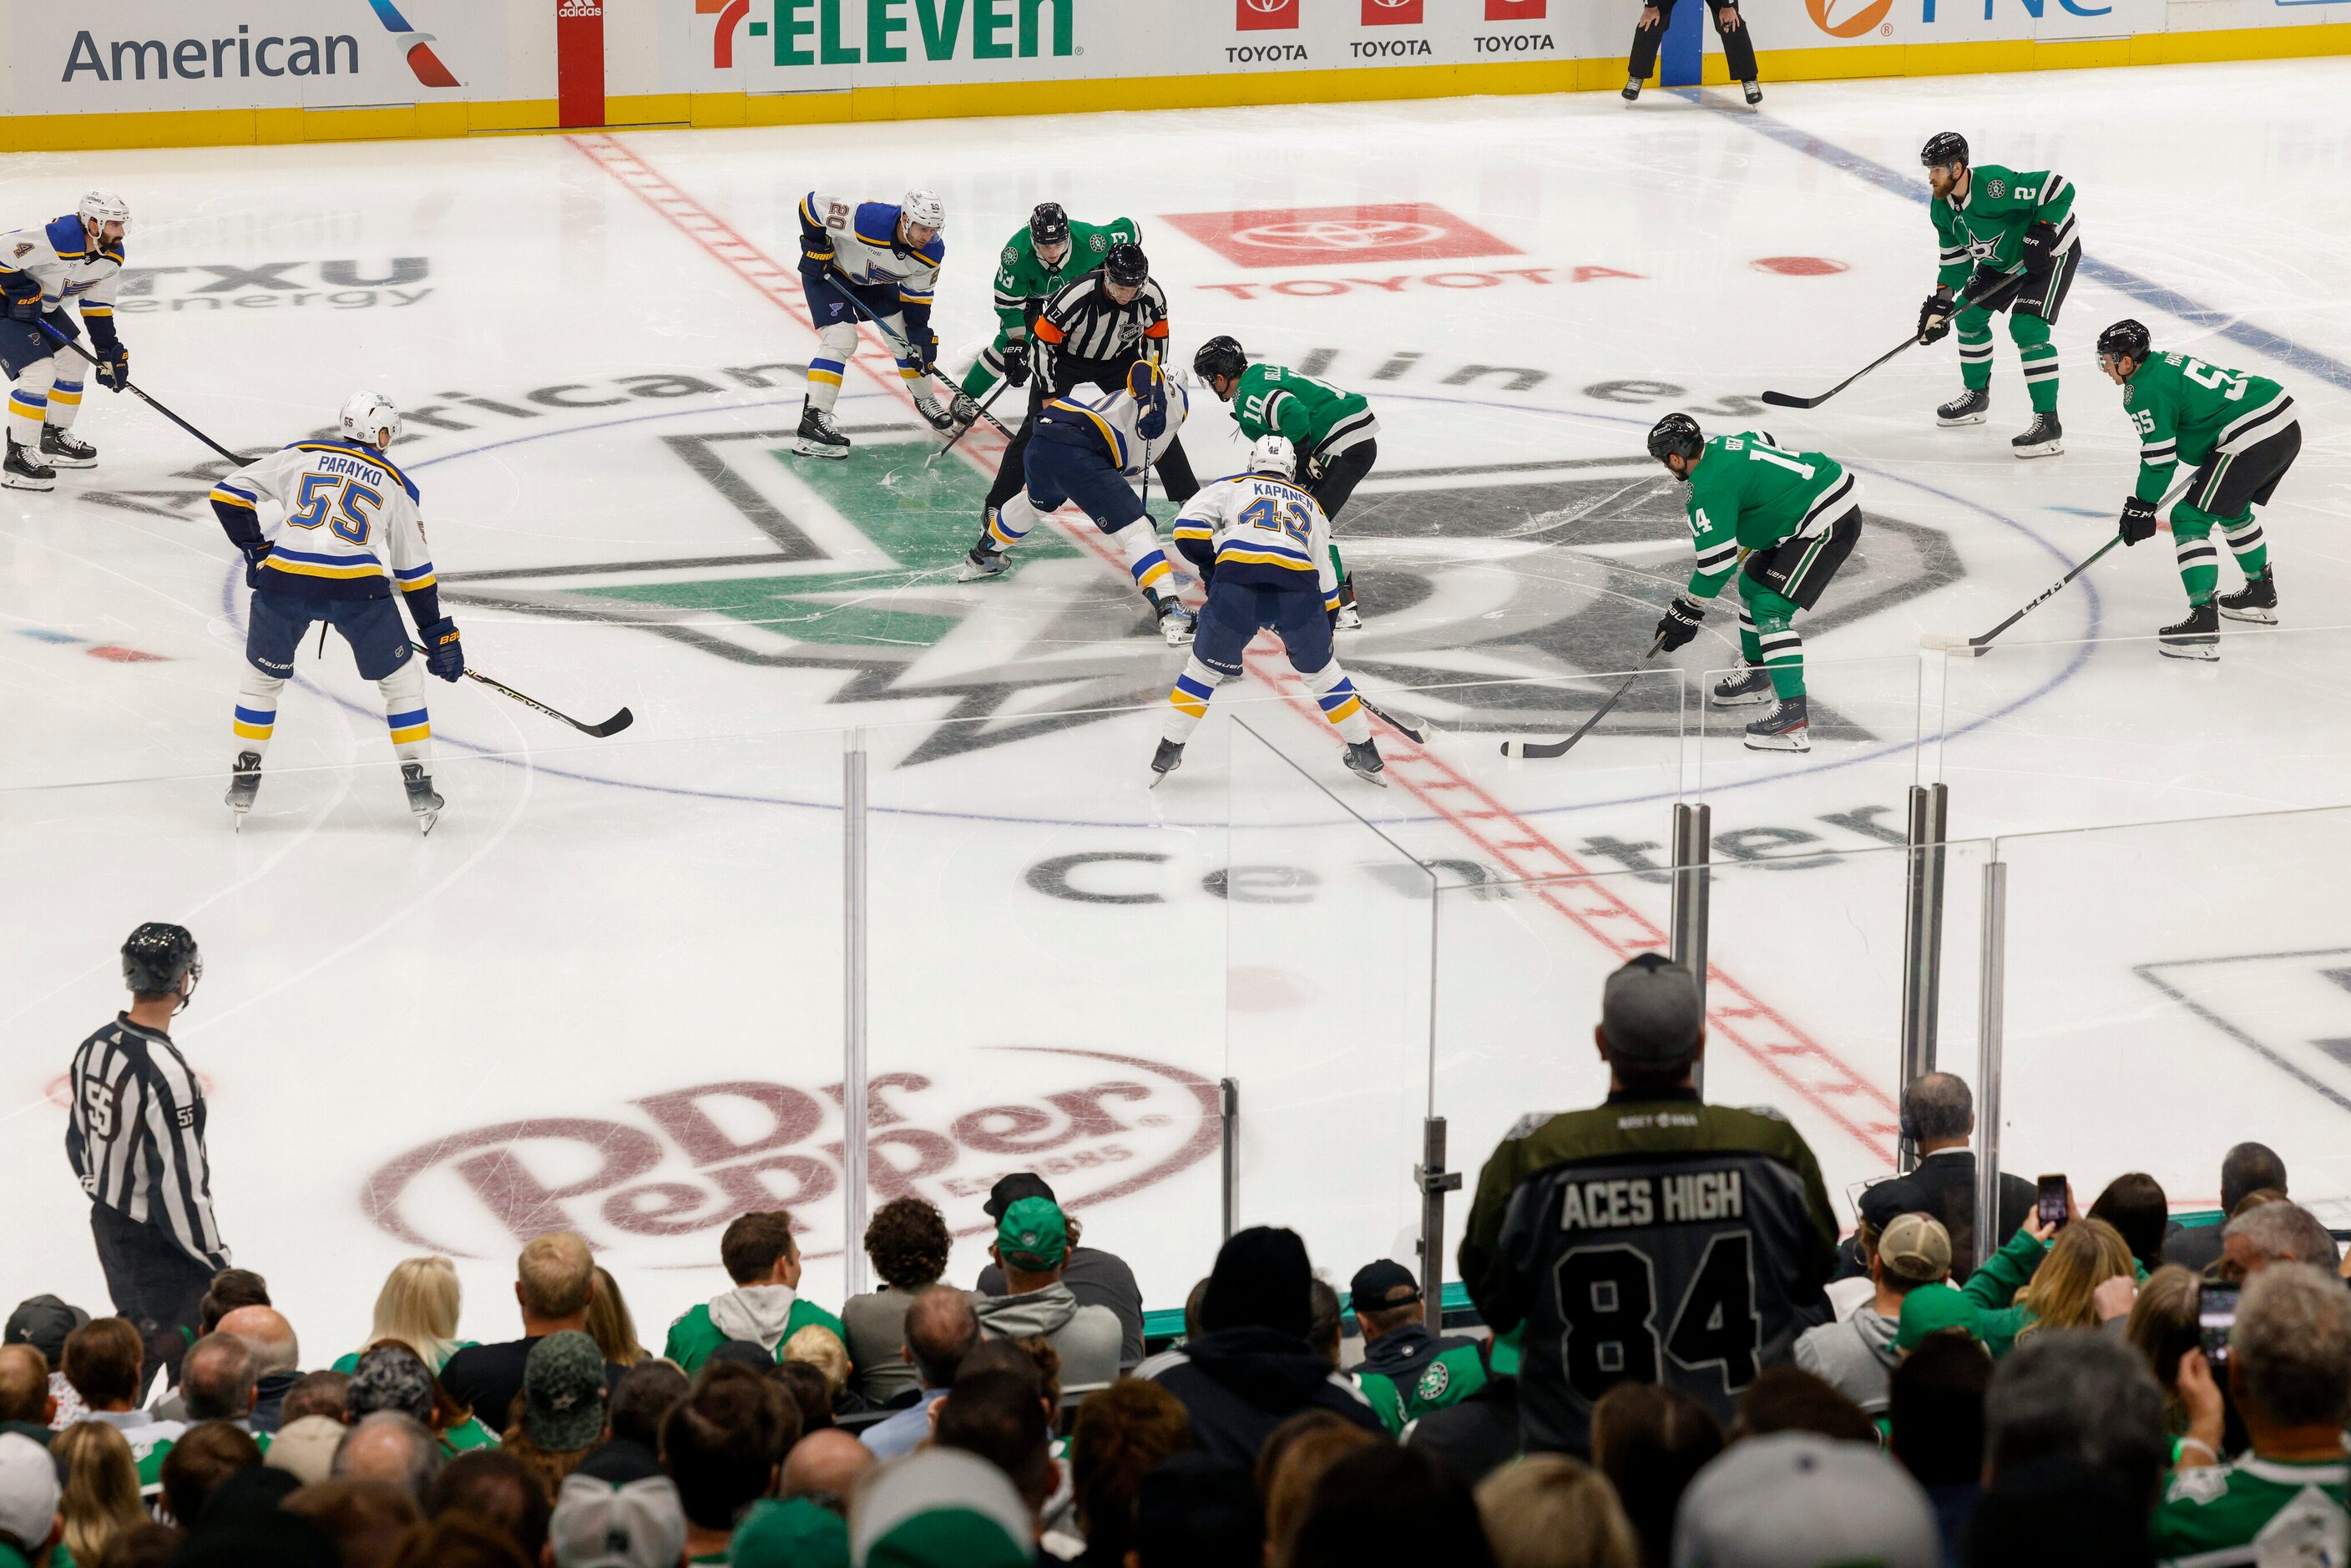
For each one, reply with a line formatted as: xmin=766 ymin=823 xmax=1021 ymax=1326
xmin=67 ymin=923 xmax=230 ymax=1388
xmin=979 ymin=241 xmax=1199 ymax=526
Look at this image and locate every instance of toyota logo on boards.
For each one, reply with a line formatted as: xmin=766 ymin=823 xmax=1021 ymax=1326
xmin=1161 ymin=204 xmax=1521 ymax=268
xmin=1235 ymin=0 xmax=1300 ymax=28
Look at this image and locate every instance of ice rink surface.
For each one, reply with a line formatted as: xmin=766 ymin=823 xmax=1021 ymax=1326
xmin=4 ymin=59 xmax=2349 ymax=1340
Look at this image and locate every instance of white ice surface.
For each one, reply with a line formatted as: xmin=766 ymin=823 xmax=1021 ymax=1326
xmin=3 ymin=60 xmax=2349 ymax=1350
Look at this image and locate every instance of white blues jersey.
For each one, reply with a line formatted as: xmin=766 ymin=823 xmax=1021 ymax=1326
xmin=1170 ymin=472 xmax=1340 ymax=607
xmin=797 ymin=192 xmax=942 ymax=316
xmin=210 ymin=440 xmax=439 ymax=612
xmin=0 ymin=214 xmax=124 ymax=322
xmin=1039 ymin=378 xmax=1190 ymax=478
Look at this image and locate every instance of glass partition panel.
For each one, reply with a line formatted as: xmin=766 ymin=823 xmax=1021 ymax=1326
xmin=1691 ymin=652 xmax=1939 ymax=852
xmin=1926 ymin=625 xmax=2351 ymax=840
xmin=0 ymin=730 xmax=844 ymax=1346
xmin=1989 ymin=807 xmax=2351 ymax=1220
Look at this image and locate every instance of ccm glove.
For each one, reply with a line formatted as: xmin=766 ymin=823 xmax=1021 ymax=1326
xmin=420 ymin=617 xmax=464 ymax=682
xmin=2118 ymin=495 xmax=2159 ymax=547
xmin=1002 ymin=339 xmax=1031 ymax=388
xmin=1655 ymin=595 xmax=1706 ymax=653
xmin=918 ymin=329 xmax=940 ymax=375
xmin=2019 ymin=220 xmax=2061 ymax=270
xmin=240 ymin=544 xmax=271 ymax=589
xmin=1917 ymin=292 xmax=1955 ymax=346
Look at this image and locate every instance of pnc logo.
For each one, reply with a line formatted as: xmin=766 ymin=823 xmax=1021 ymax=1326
xmin=1806 ymin=0 xmax=1894 ymax=35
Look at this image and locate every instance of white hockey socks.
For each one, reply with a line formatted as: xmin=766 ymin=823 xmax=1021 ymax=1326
xmin=45 ymin=371 xmax=83 ymax=433
xmin=232 ymin=665 xmax=286 ymax=760
xmin=985 ymin=490 xmax=1043 ymax=552
xmin=379 ymin=659 xmax=432 ymax=766
xmin=1162 ymin=656 xmax=1230 ymax=745
xmin=1300 ymin=657 xmax=1373 ymax=745
xmin=7 ymin=357 xmax=56 ymax=448
xmin=806 ymin=322 xmax=857 ymax=415
xmin=1105 ymin=518 xmax=1176 ymax=600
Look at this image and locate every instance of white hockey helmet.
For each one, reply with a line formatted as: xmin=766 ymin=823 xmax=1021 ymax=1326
xmin=1246 ymin=433 xmax=1297 ymax=482
xmin=900 ymin=189 xmax=946 ymax=232
xmin=340 ymin=390 xmax=401 ymax=449
xmin=78 ymin=189 xmax=131 ymax=232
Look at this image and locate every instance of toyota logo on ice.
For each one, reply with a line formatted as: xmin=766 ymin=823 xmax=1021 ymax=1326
xmin=1233 ymin=219 xmax=1451 ymax=251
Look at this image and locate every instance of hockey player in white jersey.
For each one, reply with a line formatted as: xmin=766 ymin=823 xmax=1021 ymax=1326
xmin=793 ymin=188 xmax=975 ymax=458
xmin=208 ymin=393 xmax=462 ymax=832
xmin=1153 ymin=436 xmax=1384 ymax=787
xmin=958 ymin=359 xmax=1196 ymax=645
xmin=0 ymin=190 xmax=130 ymax=490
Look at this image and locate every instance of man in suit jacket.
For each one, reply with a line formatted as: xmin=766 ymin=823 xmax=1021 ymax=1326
xmin=2161 ymin=1142 xmax=2289 ymax=1277
xmin=1849 ymin=1074 xmax=2035 ymax=1285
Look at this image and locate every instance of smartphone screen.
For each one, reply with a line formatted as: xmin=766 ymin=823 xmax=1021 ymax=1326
xmin=2199 ymin=1279 xmax=2241 ymax=1365
xmin=2037 ymin=1174 xmax=2067 ymax=1231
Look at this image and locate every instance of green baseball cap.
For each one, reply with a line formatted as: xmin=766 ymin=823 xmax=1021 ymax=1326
xmin=996 ymin=1196 xmax=1069 ymax=1272
xmin=734 ymin=1498 xmax=849 ymax=1568
xmin=1895 ymin=1282 xmax=1981 ymax=1352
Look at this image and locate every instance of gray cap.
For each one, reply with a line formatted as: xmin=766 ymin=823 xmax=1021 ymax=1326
xmin=1671 ymin=1433 xmax=1940 ymax=1568
xmin=0 ymin=1432 xmax=59 ymax=1555
xmin=1601 ymin=953 xmax=1704 ymax=1063
xmin=549 ymin=1472 xmax=688 ymax=1568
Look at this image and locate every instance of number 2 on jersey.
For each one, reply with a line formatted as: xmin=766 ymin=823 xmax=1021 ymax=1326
xmin=1238 ymin=495 xmax=1312 ymax=549
xmin=287 ymin=473 xmax=385 ymax=545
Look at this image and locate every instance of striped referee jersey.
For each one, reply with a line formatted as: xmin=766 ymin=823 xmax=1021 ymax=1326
xmin=66 ymin=1015 xmax=230 ymax=1271
xmin=1034 ymin=273 xmax=1170 ymax=372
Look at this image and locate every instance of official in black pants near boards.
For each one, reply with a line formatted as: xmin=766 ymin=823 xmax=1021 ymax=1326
xmin=1623 ymin=0 xmax=1762 ymax=106
xmin=66 ymin=923 xmax=232 ymax=1391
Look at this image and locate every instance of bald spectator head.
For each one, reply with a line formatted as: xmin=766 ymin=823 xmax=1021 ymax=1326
xmin=333 ymin=1411 xmax=443 ymax=1505
xmin=215 ymin=1308 xmax=299 ymax=1379
xmin=516 ymin=1233 xmax=596 ymax=1333
xmin=780 ymin=1428 xmax=876 ymax=1514
xmin=2222 ymin=1201 xmax=2338 ymax=1280
xmin=903 ymin=1287 xmax=981 ymax=1392
xmin=0 ymin=1346 xmax=52 ymax=1427
xmin=180 ymin=1334 xmax=260 ymax=1423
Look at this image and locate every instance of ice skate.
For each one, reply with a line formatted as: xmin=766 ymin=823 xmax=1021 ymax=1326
xmin=3 ymin=435 xmax=56 ymax=491
xmin=1621 ymin=77 xmax=1642 ymax=103
xmin=1343 ymin=737 xmax=1387 ymax=787
xmin=913 ymin=392 xmax=958 ymax=434
xmin=1154 ymin=594 xmax=1196 ymax=647
xmin=2010 ymin=411 xmax=2064 ymax=459
xmin=402 ymin=762 xmax=444 ymax=834
xmin=1935 ymin=388 xmax=1990 ymax=427
xmin=1149 ymin=737 xmax=1183 ymax=787
xmin=39 ymin=427 xmax=97 ymax=468
xmin=1742 ymin=81 xmax=1763 ymax=105
xmin=793 ymin=404 xmax=850 ymax=459
xmin=1711 ymin=665 xmax=1775 ymax=708
xmin=1743 ymin=695 xmax=1811 ymax=753
xmin=225 ymin=751 xmax=262 ymax=826
xmin=2158 ymin=603 xmax=2220 ymax=661
xmin=959 ymin=529 xmax=1009 ymax=582
xmin=2217 ymin=569 xmax=2277 ymax=625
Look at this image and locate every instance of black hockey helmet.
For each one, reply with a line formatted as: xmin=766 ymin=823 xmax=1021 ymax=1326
xmin=1029 ymin=202 xmax=1069 ymax=250
xmin=1647 ymin=412 xmax=1705 ymax=466
xmin=122 ymin=921 xmax=201 ymax=998
xmin=1103 ymin=241 xmax=1149 ymax=289
xmin=2097 ymin=318 xmax=2151 ymax=368
xmin=1193 ymin=335 xmax=1248 ymax=383
xmin=1920 ymin=131 xmax=1969 ymax=170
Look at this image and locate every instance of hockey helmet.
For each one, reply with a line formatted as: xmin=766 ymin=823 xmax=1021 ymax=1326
xmin=78 ymin=189 xmax=131 ymax=233
xmin=341 ymin=390 xmax=401 ymax=448
xmin=1029 ymin=202 xmax=1070 ymax=250
xmin=1192 ymin=335 xmax=1248 ymax=385
xmin=1103 ymin=242 xmax=1149 ymax=290
xmin=1919 ymin=132 xmax=1969 ymax=171
xmin=2096 ymin=319 xmax=2151 ymax=370
xmin=1647 ymin=412 xmax=1705 ymax=467
xmin=122 ymin=921 xmax=201 ymax=999
xmin=900 ymin=189 xmax=946 ymax=233
xmin=1246 ymin=434 xmax=1297 ymax=482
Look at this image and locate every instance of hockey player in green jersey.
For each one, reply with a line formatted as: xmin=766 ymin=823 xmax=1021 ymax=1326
xmin=1916 ymin=131 xmax=2081 ymax=458
xmin=958 ymin=203 xmax=1140 ymax=402
xmin=2098 ymin=319 xmax=2300 ymax=660
xmin=1647 ymin=413 xmax=1863 ymax=753
xmin=1193 ymin=336 xmax=1380 ymax=627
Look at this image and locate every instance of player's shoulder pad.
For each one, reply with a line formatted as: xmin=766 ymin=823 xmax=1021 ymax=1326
xmin=852 ymin=200 xmax=899 ymax=247
xmin=43 ymin=215 xmax=84 ymax=258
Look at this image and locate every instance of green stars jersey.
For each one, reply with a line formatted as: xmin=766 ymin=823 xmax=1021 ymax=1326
xmin=1681 ymin=433 xmax=1856 ymax=600
xmin=991 ymin=216 xmax=1141 ymax=334
xmin=2122 ymin=352 xmax=2293 ymax=503
xmin=1229 ymin=362 xmax=1379 ymax=463
xmin=2153 ymin=1454 xmax=2350 ymax=1567
xmin=1932 ymin=164 xmax=2078 ymax=290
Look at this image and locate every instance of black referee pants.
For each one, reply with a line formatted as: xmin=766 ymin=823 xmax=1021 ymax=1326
xmin=983 ymin=351 xmax=1198 ymax=517
xmin=92 ymin=1203 xmax=212 ymax=1389
xmin=1627 ymin=0 xmax=1757 ymax=84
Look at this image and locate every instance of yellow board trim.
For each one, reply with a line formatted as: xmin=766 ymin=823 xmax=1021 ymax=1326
xmin=3 ymin=27 xmax=2345 ymax=151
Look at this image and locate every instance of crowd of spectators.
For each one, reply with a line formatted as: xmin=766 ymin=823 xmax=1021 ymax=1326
xmin=12 ymin=953 xmax=2351 ymax=1567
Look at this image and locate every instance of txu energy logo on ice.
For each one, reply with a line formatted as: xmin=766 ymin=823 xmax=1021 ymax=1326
xmin=699 ymin=0 xmax=1075 ymax=69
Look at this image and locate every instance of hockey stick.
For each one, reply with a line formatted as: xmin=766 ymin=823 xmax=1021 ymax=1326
xmin=412 ymin=645 xmax=634 ymax=737
xmin=805 ymin=271 xmax=1013 ymax=439
xmin=926 ymin=377 xmax=1013 ymax=468
xmin=1499 ymin=634 xmax=1667 ymax=761
xmin=1760 ymin=271 xmax=2030 ymax=411
xmin=1920 ymin=534 xmax=2122 ymax=659
xmin=35 ymin=318 xmax=242 ymax=463
xmin=1359 ymin=695 xmax=1429 ymax=745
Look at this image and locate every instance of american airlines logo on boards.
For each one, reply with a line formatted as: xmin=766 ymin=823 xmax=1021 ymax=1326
xmin=57 ymin=0 xmax=461 ymax=89
xmin=700 ymin=0 xmax=1076 ymax=69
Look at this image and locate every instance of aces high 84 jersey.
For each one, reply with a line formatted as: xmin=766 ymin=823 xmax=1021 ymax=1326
xmin=210 ymin=440 xmax=437 ymax=609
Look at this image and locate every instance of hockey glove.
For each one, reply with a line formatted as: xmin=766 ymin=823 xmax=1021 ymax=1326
xmin=918 ymin=330 xmax=940 ymax=375
xmin=1002 ymin=339 xmax=1031 ymax=388
xmin=1965 ymin=264 xmax=2011 ymax=305
xmin=1917 ymin=293 xmax=1954 ymax=346
xmin=1305 ymin=448 xmax=1328 ymax=483
xmin=2019 ymin=220 xmax=2060 ymax=271
xmin=2118 ymin=495 xmax=2159 ymax=546
xmin=420 ymin=617 xmax=464 ymax=682
xmin=240 ymin=544 xmax=271 ymax=589
xmin=798 ymin=249 xmax=834 ymax=285
xmin=1128 ymin=361 xmax=1168 ymax=441
xmin=1655 ymin=595 xmax=1706 ymax=653
xmin=95 ymin=343 xmax=129 ymax=392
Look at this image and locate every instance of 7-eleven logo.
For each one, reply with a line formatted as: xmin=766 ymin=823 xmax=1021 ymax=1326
xmin=699 ymin=0 xmax=753 ymax=66
xmin=1237 ymin=0 xmax=1300 ymax=28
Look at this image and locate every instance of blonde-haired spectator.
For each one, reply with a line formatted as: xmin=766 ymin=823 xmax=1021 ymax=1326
xmin=584 ymin=1267 xmax=648 ymax=1368
xmin=54 ymin=1421 xmax=147 ymax=1565
xmin=1478 ymin=1454 xmax=1641 ymax=1568
xmin=334 ymin=1257 xmax=471 ymax=1375
xmin=782 ymin=1324 xmax=849 ymax=1408
xmin=440 ymin=1234 xmax=622 ymax=1438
